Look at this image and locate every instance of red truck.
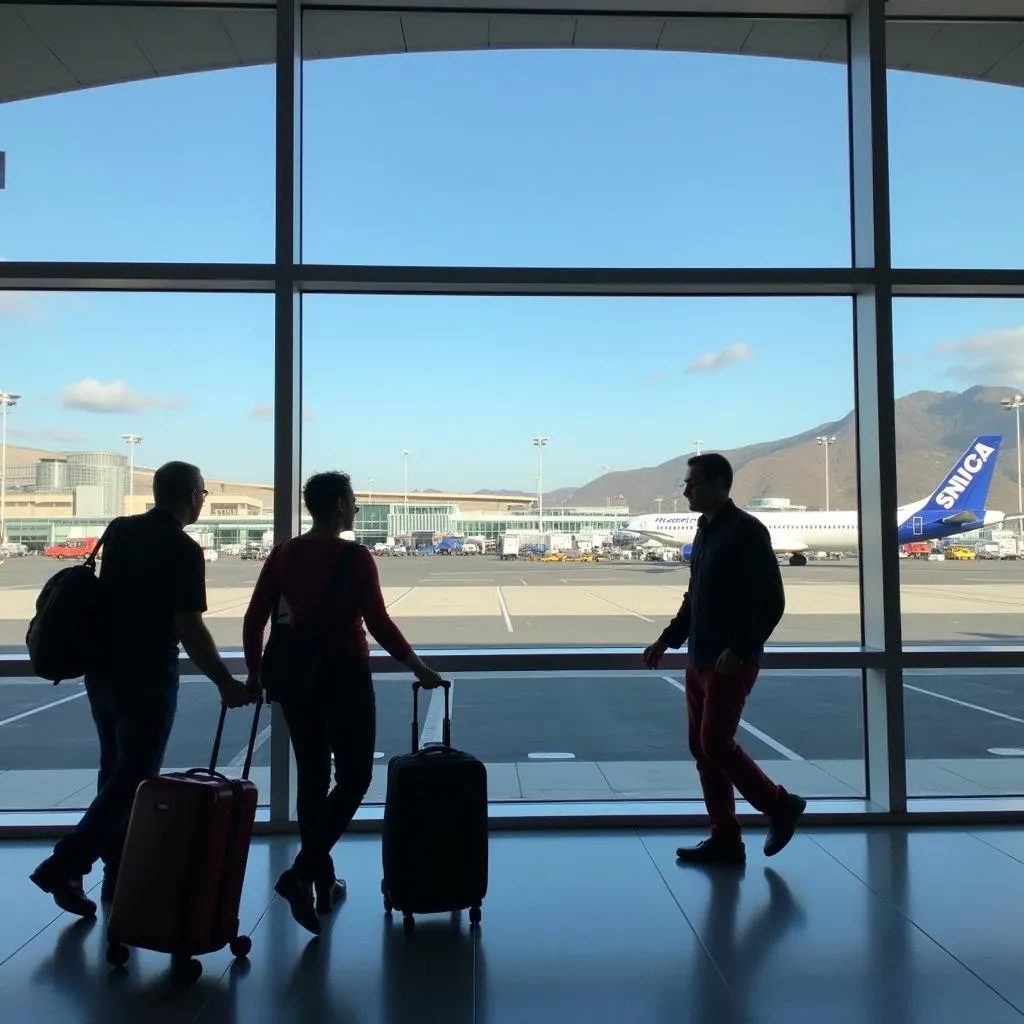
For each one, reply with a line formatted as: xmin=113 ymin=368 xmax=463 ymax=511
xmin=44 ymin=537 xmax=101 ymax=560
xmin=900 ymin=541 xmax=933 ymax=559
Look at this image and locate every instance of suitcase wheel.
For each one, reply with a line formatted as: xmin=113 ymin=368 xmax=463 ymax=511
xmin=229 ymin=935 xmax=252 ymax=959
xmin=403 ymin=914 xmax=415 ymax=936
xmin=105 ymin=941 xmax=129 ymax=969
xmin=171 ymin=954 xmax=203 ymax=984
xmin=469 ymin=905 xmax=482 ymax=929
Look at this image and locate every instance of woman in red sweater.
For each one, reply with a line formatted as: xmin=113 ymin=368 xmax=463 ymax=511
xmin=243 ymin=471 xmax=443 ymax=935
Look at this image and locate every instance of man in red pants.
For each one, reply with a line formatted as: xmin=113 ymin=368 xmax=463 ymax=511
xmin=643 ymin=453 xmax=805 ymax=865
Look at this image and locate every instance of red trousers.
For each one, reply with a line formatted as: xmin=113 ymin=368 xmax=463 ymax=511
xmin=685 ymin=665 xmax=789 ymax=842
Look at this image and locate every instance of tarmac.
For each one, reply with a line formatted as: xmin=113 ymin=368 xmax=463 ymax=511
xmin=0 ymin=553 xmax=1022 ymax=811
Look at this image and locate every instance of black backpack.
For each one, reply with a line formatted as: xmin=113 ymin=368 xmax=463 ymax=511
xmin=26 ymin=523 xmax=115 ymax=684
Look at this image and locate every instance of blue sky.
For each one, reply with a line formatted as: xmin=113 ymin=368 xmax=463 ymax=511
xmin=2 ymin=45 xmax=1024 ymax=492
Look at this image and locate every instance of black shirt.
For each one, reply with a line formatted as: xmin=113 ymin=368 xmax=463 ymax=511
xmin=658 ymin=500 xmax=785 ymax=670
xmin=95 ymin=508 xmax=207 ymax=678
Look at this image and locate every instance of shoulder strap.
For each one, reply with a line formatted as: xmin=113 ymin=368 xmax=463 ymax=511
xmin=84 ymin=518 xmax=119 ymax=571
xmin=308 ymin=541 xmax=357 ymax=641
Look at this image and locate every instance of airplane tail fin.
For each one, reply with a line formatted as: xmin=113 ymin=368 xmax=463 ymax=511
xmin=920 ymin=435 xmax=1001 ymax=521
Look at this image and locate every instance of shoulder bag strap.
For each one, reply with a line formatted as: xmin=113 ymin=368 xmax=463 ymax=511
xmin=84 ymin=518 xmax=119 ymax=571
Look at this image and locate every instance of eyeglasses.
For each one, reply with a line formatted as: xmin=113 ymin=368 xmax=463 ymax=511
xmin=196 ymin=489 xmax=209 ymax=499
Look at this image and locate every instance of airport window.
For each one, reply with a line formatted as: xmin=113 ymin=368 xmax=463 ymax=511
xmin=0 ymin=3 xmax=275 ymax=263
xmin=887 ymin=20 xmax=1024 ymax=270
xmin=301 ymin=12 xmax=850 ymax=269
xmin=1 ymin=2 xmax=1022 ymax=824
xmin=0 ymin=291 xmax=274 ymax=812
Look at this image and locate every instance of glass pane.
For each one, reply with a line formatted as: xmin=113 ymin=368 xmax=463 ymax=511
xmin=358 ymin=668 xmax=864 ymax=804
xmin=905 ymin=668 xmax=1024 ymax=798
xmin=893 ymin=298 xmax=1024 ymax=646
xmin=0 ymin=290 xmax=272 ymax=809
xmin=887 ymin=18 xmax=1024 ymax=268
xmin=0 ymin=4 xmax=275 ymax=262
xmin=302 ymin=294 xmax=860 ymax=658
xmin=302 ymin=13 xmax=850 ymax=267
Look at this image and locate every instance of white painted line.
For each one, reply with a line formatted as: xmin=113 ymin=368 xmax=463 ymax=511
xmin=420 ymin=680 xmax=454 ymax=747
xmin=520 ymin=578 xmax=528 ymax=586
xmin=574 ymin=585 xmax=655 ymax=623
xmin=905 ymin=684 xmax=1024 ymax=726
xmin=659 ymin=675 xmax=804 ymax=762
xmin=496 ymin=588 xmax=514 ymax=633
xmin=336 ymin=751 xmax=385 ymax=762
xmin=0 ymin=689 xmax=87 ymax=728
xmin=386 ymin=587 xmax=414 ymax=610
xmin=988 ymin=748 xmax=1024 ymax=757
xmin=228 ymin=724 xmax=272 ymax=769
xmin=527 ymin=752 xmax=576 ymax=760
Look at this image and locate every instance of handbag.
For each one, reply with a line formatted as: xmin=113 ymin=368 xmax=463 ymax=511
xmin=259 ymin=542 xmax=356 ymax=702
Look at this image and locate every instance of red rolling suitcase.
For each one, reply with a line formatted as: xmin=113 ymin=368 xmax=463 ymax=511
xmin=381 ymin=681 xmax=488 ymax=935
xmin=105 ymin=699 xmax=263 ymax=982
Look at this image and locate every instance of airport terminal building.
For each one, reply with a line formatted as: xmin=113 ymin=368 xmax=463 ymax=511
xmin=3 ymin=1 xmax=1024 ymax=1020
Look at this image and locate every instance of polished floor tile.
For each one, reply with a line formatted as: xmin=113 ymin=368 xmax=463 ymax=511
xmin=2 ymin=827 xmax=1024 ymax=1023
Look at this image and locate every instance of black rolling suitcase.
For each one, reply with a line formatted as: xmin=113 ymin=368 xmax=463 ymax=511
xmin=382 ymin=681 xmax=488 ymax=934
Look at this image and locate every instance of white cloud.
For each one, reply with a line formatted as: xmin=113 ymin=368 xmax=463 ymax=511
xmin=251 ymin=404 xmax=315 ymax=421
xmin=684 ymin=342 xmax=754 ymax=374
xmin=60 ymin=379 xmax=184 ymax=414
xmin=936 ymin=327 xmax=1024 ymax=384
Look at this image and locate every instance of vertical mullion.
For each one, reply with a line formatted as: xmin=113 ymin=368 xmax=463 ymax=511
xmin=269 ymin=0 xmax=302 ymax=825
xmin=849 ymin=0 xmax=906 ymax=813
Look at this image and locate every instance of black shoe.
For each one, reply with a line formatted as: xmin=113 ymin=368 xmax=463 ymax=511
xmin=676 ymin=838 xmax=746 ymax=866
xmin=30 ymin=857 xmax=97 ymax=918
xmin=275 ymin=869 xmax=321 ymax=936
xmin=315 ymin=878 xmax=346 ymax=916
xmin=764 ymin=795 xmax=807 ymax=857
xmin=100 ymin=871 xmax=117 ymax=904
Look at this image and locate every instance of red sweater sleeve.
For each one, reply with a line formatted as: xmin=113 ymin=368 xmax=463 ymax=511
xmin=243 ymin=547 xmax=280 ymax=674
xmin=355 ymin=547 xmax=413 ymax=661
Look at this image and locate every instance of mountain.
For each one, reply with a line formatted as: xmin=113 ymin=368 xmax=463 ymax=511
xmin=562 ymin=386 xmax=1024 ymax=515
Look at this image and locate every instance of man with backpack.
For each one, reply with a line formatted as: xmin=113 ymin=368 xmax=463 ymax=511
xmin=30 ymin=461 xmax=252 ymax=917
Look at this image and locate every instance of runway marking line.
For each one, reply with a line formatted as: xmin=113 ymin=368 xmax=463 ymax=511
xmin=228 ymin=723 xmax=272 ymax=769
xmin=659 ymin=675 xmax=804 ymax=761
xmin=386 ymin=587 xmax=415 ymax=610
xmin=904 ymin=684 xmax=1024 ymax=727
xmin=567 ymin=585 xmax=655 ymax=623
xmin=496 ymin=588 xmax=514 ymax=633
xmin=420 ymin=680 xmax=454 ymax=747
xmin=0 ymin=689 xmax=88 ymax=729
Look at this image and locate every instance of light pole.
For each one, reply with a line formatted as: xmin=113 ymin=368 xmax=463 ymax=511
xmin=0 ymin=391 xmax=21 ymax=543
xmin=122 ymin=432 xmax=142 ymax=511
xmin=401 ymin=449 xmax=409 ymax=514
xmin=368 ymin=476 xmax=374 ymax=504
xmin=1002 ymin=395 xmax=1024 ymax=543
xmin=532 ymin=436 xmax=548 ymax=530
xmin=693 ymin=440 xmax=703 ymax=455
xmin=816 ymin=435 xmax=837 ymax=511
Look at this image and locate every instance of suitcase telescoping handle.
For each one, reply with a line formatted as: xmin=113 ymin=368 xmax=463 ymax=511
xmin=411 ymin=680 xmax=451 ymax=753
xmin=206 ymin=698 xmax=263 ymax=780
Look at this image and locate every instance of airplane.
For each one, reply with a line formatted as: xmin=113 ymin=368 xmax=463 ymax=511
xmin=625 ymin=435 xmax=1006 ymax=567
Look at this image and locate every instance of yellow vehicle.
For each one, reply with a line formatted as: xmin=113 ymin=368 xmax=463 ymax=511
xmin=945 ymin=546 xmax=976 ymax=560
xmin=540 ymin=552 xmax=566 ymax=562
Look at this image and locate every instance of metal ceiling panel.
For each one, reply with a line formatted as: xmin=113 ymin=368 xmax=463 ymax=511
xmin=303 ymin=10 xmax=406 ymax=59
xmin=657 ymin=17 xmax=753 ymax=54
xmin=117 ymin=7 xmax=242 ymax=75
xmin=221 ymin=9 xmax=276 ymax=65
xmin=400 ymin=13 xmax=490 ymax=53
xmin=743 ymin=18 xmax=845 ymax=60
xmin=907 ymin=22 xmax=1024 ymax=79
xmin=487 ymin=14 xmax=576 ymax=50
xmin=18 ymin=6 xmax=153 ymax=87
xmin=983 ymin=39 xmax=1024 ymax=86
xmin=0 ymin=9 xmax=77 ymax=100
xmin=572 ymin=16 xmax=666 ymax=50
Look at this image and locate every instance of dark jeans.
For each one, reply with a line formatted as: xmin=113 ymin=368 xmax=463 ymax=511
xmin=281 ymin=660 xmax=376 ymax=884
xmin=686 ymin=665 xmax=789 ymax=843
xmin=53 ymin=671 xmax=178 ymax=878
